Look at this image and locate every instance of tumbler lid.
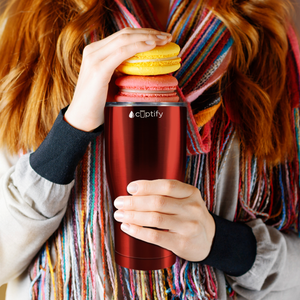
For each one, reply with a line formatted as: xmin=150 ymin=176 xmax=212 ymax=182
xmin=105 ymin=102 xmax=187 ymax=107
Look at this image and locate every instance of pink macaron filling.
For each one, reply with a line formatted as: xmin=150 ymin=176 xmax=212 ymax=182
xmin=114 ymin=75 xmax=180 ymax=102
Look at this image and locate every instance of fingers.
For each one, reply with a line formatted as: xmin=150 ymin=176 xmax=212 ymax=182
xmin=120 ymin=222 xmax=175 ymax=251
xmin=65 ymin=28 xmax=173 ymax=133
xmin=87 ymin=37 xmax=158 ymax=66
xmin=116 ymin=203 xmax=215 ymax=262
xmin=114 ymin=194 xmax=180 ymax=214
xmin=88 ymin=33 xmax=171 ymax=61
xmin=83 ymin=27 xmax=172 ymax=59
xmin=114 ymin=210 xmax=179 ymax=230
xmin=97 ymin=41 xmax=154 ymax=80
xmin=127 ymin=179 xmax=196 ymax=199
xmin=98 ymin=27 xmax=170 ymax=48
xmin=82 ymin=28 xmax=173 ymax=83
xmin=79 ymin=40 xmax=157 ymax=89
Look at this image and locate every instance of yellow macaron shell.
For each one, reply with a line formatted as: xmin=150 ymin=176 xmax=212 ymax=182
xmin=117 ymin=42 xmax=181 ymax=75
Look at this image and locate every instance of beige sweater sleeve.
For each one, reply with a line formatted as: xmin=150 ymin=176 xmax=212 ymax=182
xmin=227 ymin=219 xmax=300 ymax=300
xmin=0 ymin=152 xmax=73 ymax=285
xmin=216 ymin=135 xmax=300 ymax=299
xmin=0 ymin=147 xmax=19 ymax=178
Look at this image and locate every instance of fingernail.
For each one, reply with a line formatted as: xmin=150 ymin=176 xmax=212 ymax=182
xmin=121 ymin=223 xmax=130 ymax=231
xmin=114 ymin=211 xmax=124 ymax=220
xmin=145 ymin=40 xmax=155 ymax=45
xmin=156 ymin=35 xmax=167 ymax=39
xmin=114 ymin=198 xmax=124 ymax=209
xmin=127 ymin=183 xmax=138 ymax=194
xmin=160 ymin=32 xmax=172 ymax=36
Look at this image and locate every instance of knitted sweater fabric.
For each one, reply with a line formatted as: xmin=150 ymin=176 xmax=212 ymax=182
xmin=1 ymin=106 xmax=300 ymax=300
xmin=1 ymin=0 xmax=300 ymax=299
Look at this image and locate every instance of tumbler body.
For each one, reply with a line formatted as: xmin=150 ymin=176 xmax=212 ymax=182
xmin=104 ymin=102 xmax=187 ymax=270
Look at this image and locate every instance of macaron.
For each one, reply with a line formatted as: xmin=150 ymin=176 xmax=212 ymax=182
xmin=114 ymin=75 xmax=179 ymax=102
xmin=117 ymin=42 xmax=181 ymax=76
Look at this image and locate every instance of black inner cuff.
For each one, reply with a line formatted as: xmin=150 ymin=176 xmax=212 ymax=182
xmin=30 ymin=106 xmax=104 ymax=184
xmin=199 ymin=213 xmax=257 ymax=277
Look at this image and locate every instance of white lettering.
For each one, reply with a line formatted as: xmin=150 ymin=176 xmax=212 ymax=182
xmin=130 ymin=110 xmax=164 ymax=119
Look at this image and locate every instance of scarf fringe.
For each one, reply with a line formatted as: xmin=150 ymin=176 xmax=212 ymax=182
xmin=29 ymin=1 xmax=300 ymax=299
xmin=29 ymin=105 xmax=300 ymax=299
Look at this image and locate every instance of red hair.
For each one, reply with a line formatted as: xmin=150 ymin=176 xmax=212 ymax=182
xmin=0 ymin=0 xmax=298 ymax=165
xmin=208 ymin=0 xmax=297 ymax=164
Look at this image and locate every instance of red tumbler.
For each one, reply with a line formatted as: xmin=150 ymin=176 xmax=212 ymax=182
xmin=104 ymin=102 xmax=187 ymax=270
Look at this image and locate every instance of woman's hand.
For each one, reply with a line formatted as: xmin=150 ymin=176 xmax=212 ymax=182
xmin=64 ymin=28 xmax=172 ymax=132
xmin=113 ymin=179 xmax=216 ymax=262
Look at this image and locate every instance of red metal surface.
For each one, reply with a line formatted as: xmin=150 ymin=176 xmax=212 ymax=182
xmin=105 ymin=104 xmax=186 ymax=270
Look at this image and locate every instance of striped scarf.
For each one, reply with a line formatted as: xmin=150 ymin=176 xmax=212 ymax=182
xmin=29 ymin=0 xmax=300 ymax=299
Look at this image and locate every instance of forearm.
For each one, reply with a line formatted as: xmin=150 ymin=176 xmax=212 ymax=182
xmin=0 ymin=107 xmax=104 ymax=284
xmin=227 ymin=219 xmax=300 ymax=299
xmin=0 ymin=154 xmax=73 ymax=285
xmin=200 ymin=131 xmax=300 ymax=298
